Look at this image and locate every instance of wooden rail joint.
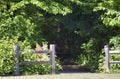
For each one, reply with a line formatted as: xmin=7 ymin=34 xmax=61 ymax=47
xmin=104 ymin=45 xmax=120 ymax=72
xmin=14 ymin=44 xmax=55 ymax=76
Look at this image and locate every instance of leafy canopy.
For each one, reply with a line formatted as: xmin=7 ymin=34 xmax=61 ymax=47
xmin=94 ymin=0 xmax=120 ymax=27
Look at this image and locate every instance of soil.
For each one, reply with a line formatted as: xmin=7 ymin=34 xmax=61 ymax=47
xmin=60 ymin=61 xmax=91 ymax=73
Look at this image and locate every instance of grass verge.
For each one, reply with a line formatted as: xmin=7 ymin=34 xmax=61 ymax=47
xmin=0 ymin=73 xmax=120 ymax=79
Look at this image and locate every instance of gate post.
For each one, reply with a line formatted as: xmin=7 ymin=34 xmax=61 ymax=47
xmin=50 ymin=44 xmax=55 ymax=74
xmin=14 ymin=44 xmax=20 ymax=76
xmin=104 ymin=45 xmax=110 ymax=72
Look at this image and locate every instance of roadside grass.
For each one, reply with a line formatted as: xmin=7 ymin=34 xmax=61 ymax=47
xmin=0 ymin=73 xmax=120 ymax=79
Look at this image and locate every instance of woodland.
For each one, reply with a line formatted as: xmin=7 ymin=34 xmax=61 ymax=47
xmin=0 ymin=0 xmax=120 ymax=75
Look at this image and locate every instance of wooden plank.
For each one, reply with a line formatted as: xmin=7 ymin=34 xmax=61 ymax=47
xmin=109 ymin=50 xmax=120 ymax=54
xmin=14 ymin=44 xmax=56 ymax=76
xmin=19 ymin=50 xmax=50 ymax=54
xmin=50 ymin=44 xmax=55 ymax=74
xmin=14 ymin=45 xmax=20 ymax=76
xmin=20 ymin=61 xmax=50 ymax=65
xmin=35 ymin=50 xmax=50 ymax=54
xmin=104 ymin=45 xmax=110 ymax=72
xmin=110 ymin=61 xmax=120 ymax=64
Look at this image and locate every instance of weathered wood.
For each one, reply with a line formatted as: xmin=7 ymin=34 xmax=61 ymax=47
xmin=104 ymin=45 xmax=120 ymax=72
xmin=19 ymin=50 xmax=50 ymax=54
xmin=104 ymin=45 xmax=110 ymax=72
xmin=110 ymin=61 xmax=120 ymax=64
xmin=20 ymin=61 xmax=50 ymax=65
xmin=35 ymin=50 xmax=50 ymax=54
xmin=50 ymin=44 xmax=55 ymax=74
xmin=14 ymin=45 xmax=20 ymax=76
xmin=109 ymin=50 xmax=120 ymax=54
xmin=14 ymin=44 xmax=56 ymax=76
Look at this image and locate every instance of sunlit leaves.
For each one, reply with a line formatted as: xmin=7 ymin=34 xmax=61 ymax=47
xmin=0 ymin=14 xmax=36 ymax=39
xmin=94 ymin=0 xmax=120 ymax=27
xmin=10 ymin=0 xmax=72 ymax=15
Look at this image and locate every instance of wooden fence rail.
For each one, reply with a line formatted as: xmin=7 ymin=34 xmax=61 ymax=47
xmin=14 ymin=44 xmax=55 ymax=76
xmin=104 ymin=45 xmax=120 ymax=72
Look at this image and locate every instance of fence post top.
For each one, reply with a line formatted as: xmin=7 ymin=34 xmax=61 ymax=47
xmin=104 ymin=45 xmax=109 ymax=48
xmin=50 ymin=44 xmax=55 ymax=46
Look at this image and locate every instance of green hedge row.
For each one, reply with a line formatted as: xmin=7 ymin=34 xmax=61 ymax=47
xmin=0 ymin=37 xmax=62 ymax=76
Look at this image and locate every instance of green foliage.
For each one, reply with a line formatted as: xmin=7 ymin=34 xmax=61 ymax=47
xmin=109 ymin=36 xmax=120 ymax=50
xmin=0 ymin=15 xmax=35 ymax=38
xmin=19 ymin=53 xmax=51 ymax=75
xmin=59 ymin=0 xmax=120 ymax=73
xmin=109 ymin=36 xmax=120 ymax=72
xmin=94 ymin=0 xmax=120 ymax=27
xmin=98 ymin=36 xmax=120 ymax=73
xmin=80 ymin=38 xmax=102 ymax=72
xmin=0 ymin=37 xmax=62 ymax=76
xmin=0 ymin=37 xmax=31 ymax=76
xmin=1 ymin=0 xmax=120 ymax=74
xmin=97 ymin=54 xmax=106 ymax=72
xmin=9 ymin=0 xmax=72 ymax=15
xmin=0 ymin=0 xmax=66 ymax=76
xmin=0 ymin=38 xmax=16 ymax=76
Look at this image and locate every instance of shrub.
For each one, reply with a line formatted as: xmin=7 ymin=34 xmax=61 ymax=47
xmin=109 ymin=36 xmax=120 ymax=73
xmin=98 ymin=36 xmax=120 ymax=73
xmin=0 ymin=37 xmax=17 ymax=76
xmin=0 ymin=37 xmax=62 ymax=76
xmin=79 ymin=38 xmax=102 ymax=72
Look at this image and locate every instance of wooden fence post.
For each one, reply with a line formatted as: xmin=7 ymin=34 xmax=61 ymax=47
xmin=14 ymin=44 xmax=20 ymax=76
xmin=50 ymin=44 xmax=55 ymax=74
xmin=104 ymin=45 xmax=110 ymax=72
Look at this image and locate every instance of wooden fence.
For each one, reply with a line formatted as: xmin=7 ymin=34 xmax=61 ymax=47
xmin=14 ymin=44 xmax=55 ymax=76
xmin=104 ymin=45 xmax=120 ymax=72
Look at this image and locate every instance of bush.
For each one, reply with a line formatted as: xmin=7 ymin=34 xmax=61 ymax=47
xmin=79 ymin=38 xmax=102 ymax=72
xmin=98 ymin=36 xmax=120 ymax=73
xmin=0 ymin=37 xmax=17 ymax=76
xmin=0 ymin=37 xmax=62 ymax=76
xmin=109 ymin=36 xmax=120 ymax=73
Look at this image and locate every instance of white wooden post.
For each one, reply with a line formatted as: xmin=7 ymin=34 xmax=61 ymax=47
xmin=15 ymin=44 xmax=20 ymax=76
xmin=104 ymin=45 xmax=110 ymax=72
xmin=50 ymin=44 xmax=55 ymax=74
